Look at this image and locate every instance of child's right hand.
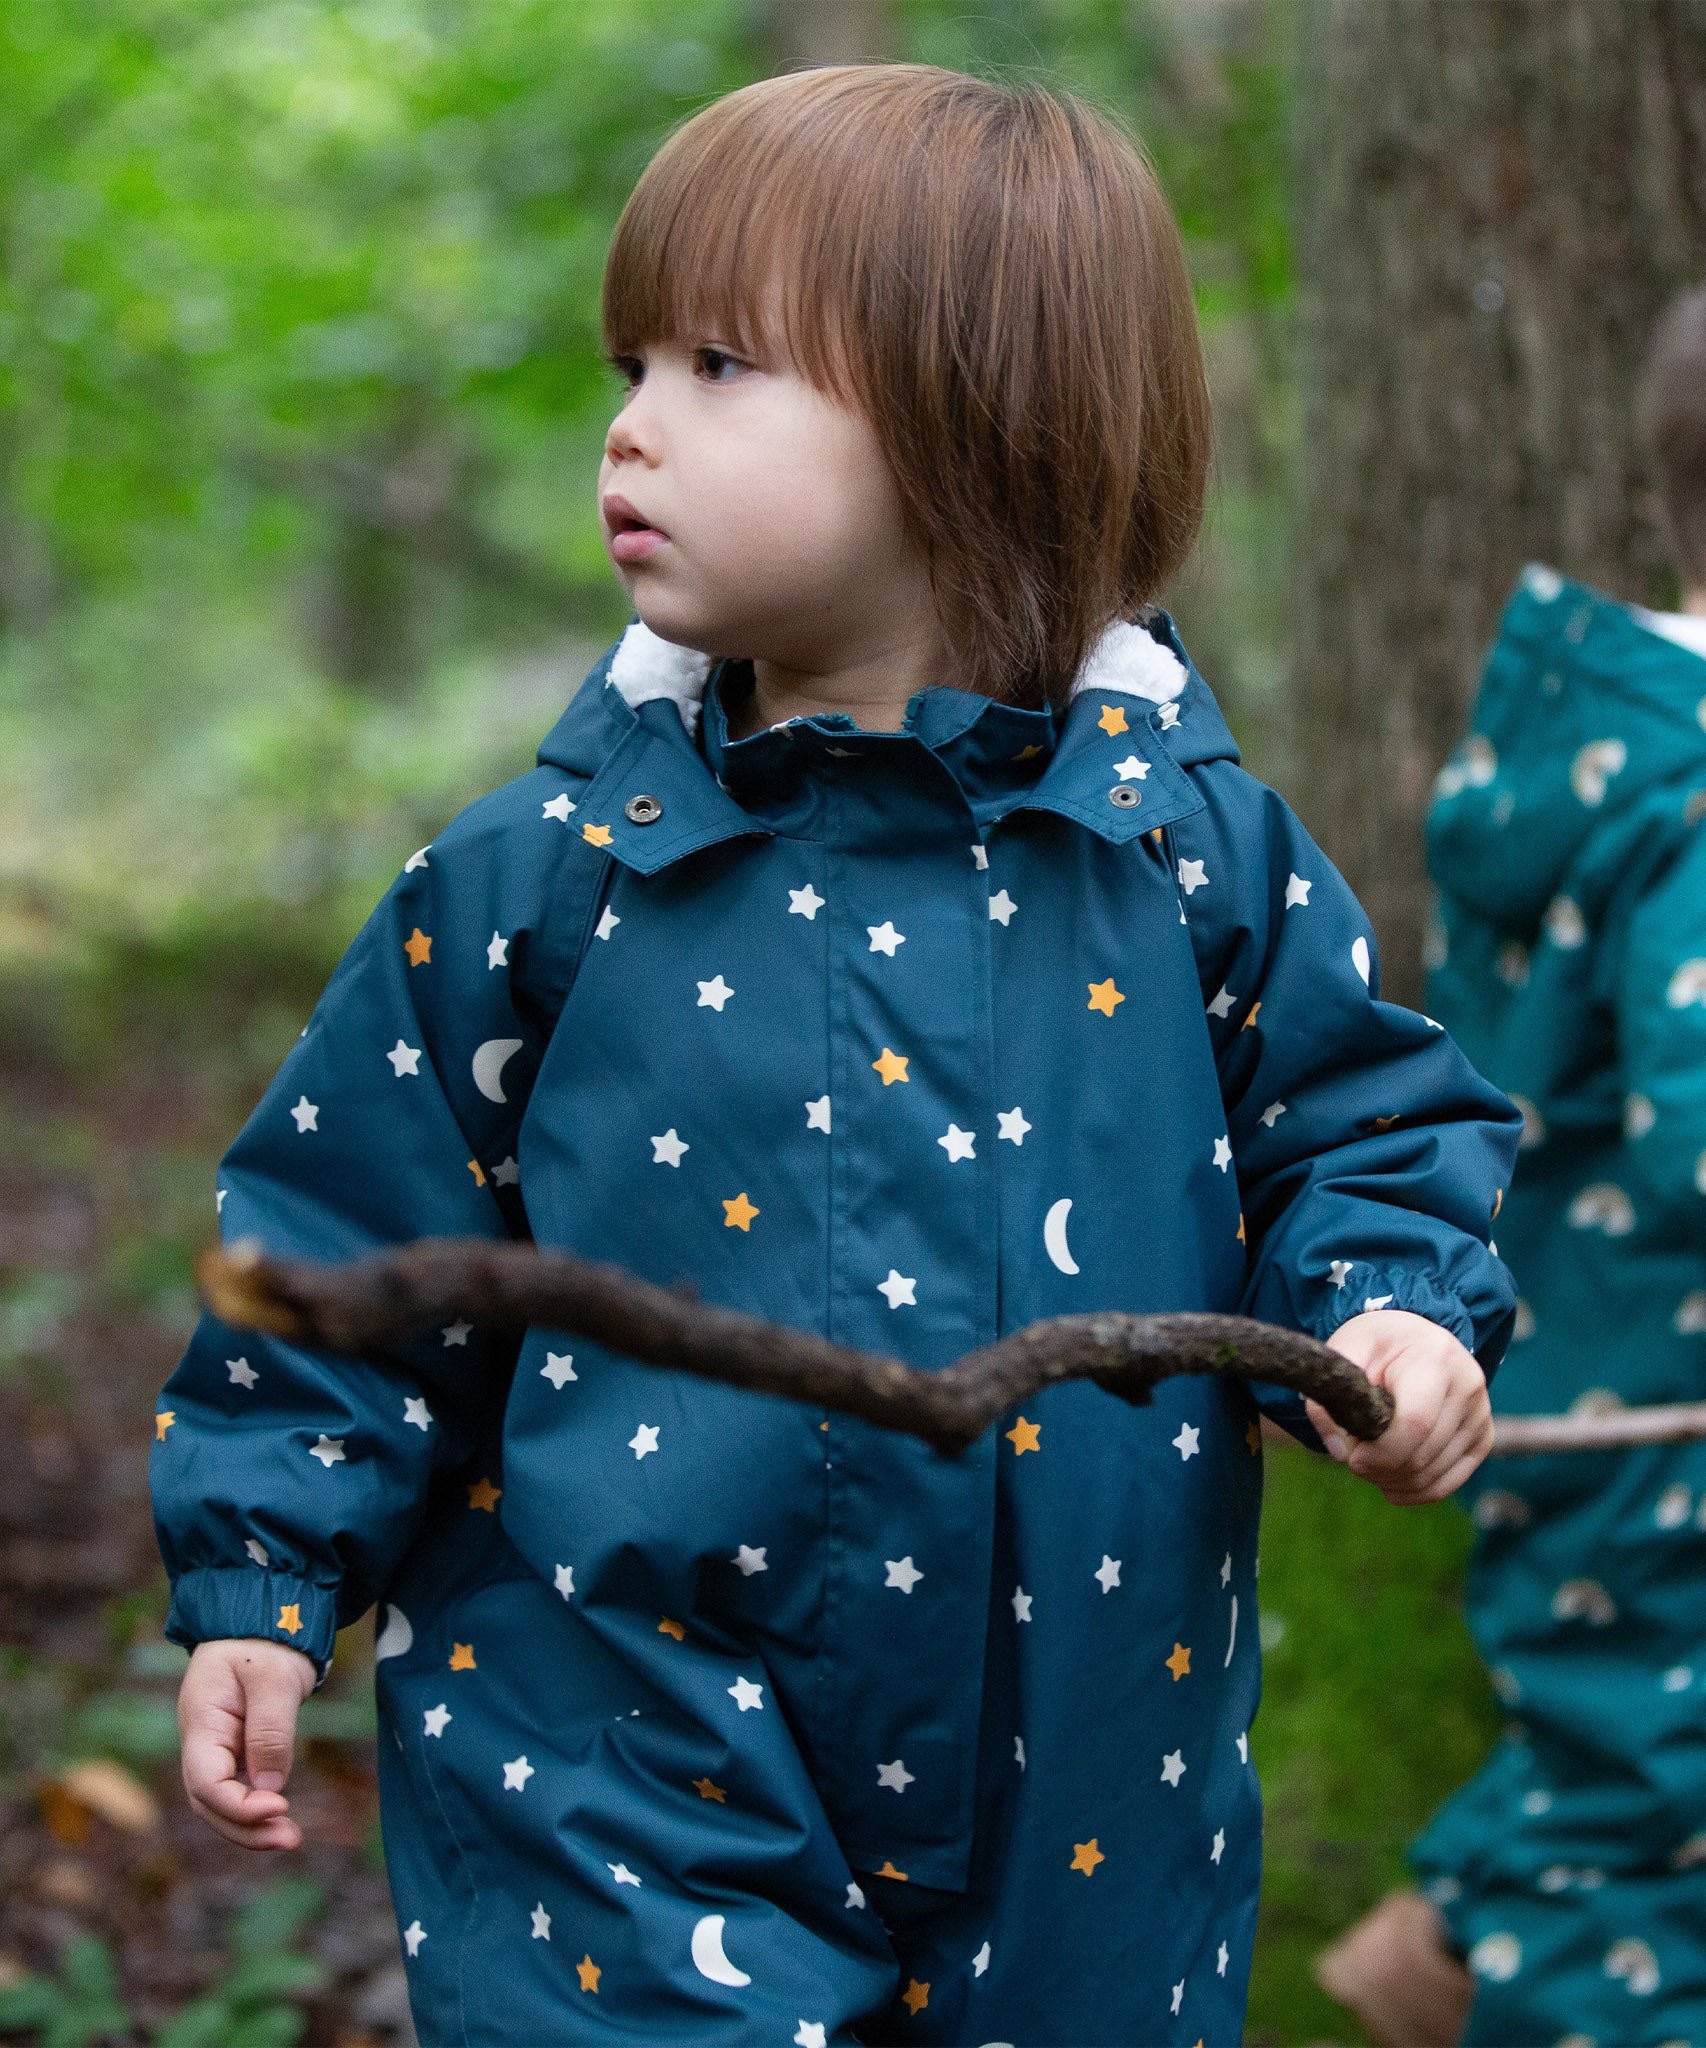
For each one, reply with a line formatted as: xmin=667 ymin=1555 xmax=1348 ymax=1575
xmin=179 ymin=1637 xmax=317 ymax=1851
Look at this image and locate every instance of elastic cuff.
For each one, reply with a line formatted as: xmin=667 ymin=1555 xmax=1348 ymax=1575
xmin=1312 ymin=1270 xmax=1481 ymax=1359
xmin=166 ymin=1565 xmax=339 ymax=1681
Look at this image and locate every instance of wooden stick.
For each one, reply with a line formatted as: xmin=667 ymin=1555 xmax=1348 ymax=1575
xmin=199 ymin=1236 xmax=1396 ymax=1456
xmin=1491 ymin=1403 xmax=1706 ymax=1455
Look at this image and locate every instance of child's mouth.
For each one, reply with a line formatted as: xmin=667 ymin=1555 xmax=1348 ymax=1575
xmin=603 ymin=495 xmax=670 ymax=566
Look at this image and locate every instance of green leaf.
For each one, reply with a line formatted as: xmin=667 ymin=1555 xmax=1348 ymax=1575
xmin=229 ymin=1877 xmax=324 ymax=1960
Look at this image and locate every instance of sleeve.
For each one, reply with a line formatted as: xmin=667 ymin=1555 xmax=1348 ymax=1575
xmin=151 ymin=778 xmax=597 ymax=1675
xmin=1616 ymin=821 xmax=1706 ymax=1243
xmin=1169 ymin=765 xmax=1522 ymax=1438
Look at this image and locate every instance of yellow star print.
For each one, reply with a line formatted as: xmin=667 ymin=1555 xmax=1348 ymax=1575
xmin=1165 ymin=1642 xmax=1192 ymax=1681
xmin=1097 ymin=703 xmax=1129 ymax=735
xmin=871 ymin=1047 xmax=910 ymax=1085
xmin=1006 ymin=1416 xmax=1041 ymax=1455
xmin=692 ymin=1777 xmax=726 ymax=1803
xmin=581 ymin=822 xmax=613 ymax=847
xmin=1240 ymin=1001 xmax=1262 ymax=1031
xmin=1246 ymin=1421 xmax=1262 ymax=1454
xmin=277 ymin=1603 xmax=303 ymax=1636
xmin=1011 ymin=742 xmax=1045 ymax=762
xmin=722 ymin=1192 xmax=760 ymax=1231
xmin=154 ymin=1411 xmax=175 ymax=1441
xmin=1087 ymin=978 xmax=1125 ymax=1017
xmin=1071 ymin=1838 xmax=1106 ymax=1875
xmin=901 ymin=1980 xmax=930 ymax=2015
xmin=1371 ymin=1114 xmax=1401 ymax=1132
xmin=449 ymin=1642 xmax=477 ymax=1671
xmin=403 ymin=927 xmax=432 ymax=967
xmin=657 ymin=1616 xmax=686 ymax=1641
xmin=576 ymin=1955 xmax=601 ymax=1993
xmin=875 ymin=1859 xmax=909 ymax=1881
xmin=467 ymin=1158 xmax=486 ymax=1187
xmin=1236 ymin=1213 xmax=1246 ymax=1243
xmin=466 ymin=1477 xmax=502 ymax=1513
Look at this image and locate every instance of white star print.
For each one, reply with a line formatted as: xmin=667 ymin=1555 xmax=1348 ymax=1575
xmin=867 ymin=920 xmax=905 ymax=955
xmin=728 ymin=1676 xmax=764 ymax=1712
xmin=1012 ymin=1586 xmax=1033 ymax=1622
xmin=486 ymin=932 xmax=509 ymax=970
xmin=938 ymin=1124 xmax=976 ymax=1162
xmin=884 ymin=1557 xmax=923 ymax=1593
xmin=696 ymin=975 xmax=734 ymax=1010
xmin=650 ymin=1128 xmax=689 ymax=1166
xmin=1211 ymin=1828 xmax=1225 ymax=1864
xmin=1237 ymin=1731 xmax=1249 ymax=1763
xmin=1158 ymin=700 xmax=1181 ymax=729
xmin=1094 ymin=1555 xmax=1123 ymax=1593
xmin=1177 ymin=857 xmax=1208 ymax=895
xmin=245 ymin=1538 xmax=270 ymax=1567
xmin=386 ymin=1039 xmax=422 ymax=1076
xmin=970 ymin=844 xmax=989 ymax=869
xmin=1207 ymin=987 xmax=1238 ymax=1024
xmin=877 ymin=1758 xmax=915 ymax=1793
xmin=403 ymin=1396 xmax=432 ymax=1431
xmin=1213 ymin=1136 xmax=1232 ymax=1171
xmin=988 ymin=889 xmax=1017 ymax=925
xmin=1173 ymin=1423 xmax=1200 ymax=1460
xmin=492 ymin=1155 xmax=519 ymax=1186
xmin=541 ymin=793 xmax=576 ymax=822
xmin=608 ymin=1863 xmax=641 ymax=1887
xmin=877 ymin=1269 xmax=917 ymax=1309
xmin=216 ymin=1188 xmax=226 ymax=1211
xmin=997 ymin=1106 xmax=1032 ymax=1145
xmin=973 ymin=1941 xmax=991 ymax=1976
xmin=1113 ymin=754 xmax=1150 ymax=781
xmin=423 ymin=1703 xmax=451 ymax=1738
xmin=530 ymin=1903 xmax=551 ymax=1941
xmin=1284 ymin=871 xmax=1312 ymax=908
xmin=227 ymin=1356 xmax=258 ymax=1389
xmin=1329 ymin=1259 xmax=1353 ymax=1289
xmin=1170 ymin=1979 xmax=1184 ymax=2015
xmin=541 ymin=1352 xmax=577 ymax=1387
xmin=595 ymin=904 xmax=619 ymax=941
xmin=628 ymin=1424 xmax=659 ymax=1459
xmin=502 ymin=1756 xmax=534 ymax=1792
xmin=806 ymin=1095 xmax=832 ymax=1133
xmin=795 ymin=2026 xmax=827 ymax=2048
xmin=1258 ymin=1100 xmax=1286 ymax=1128
xmin=1220 ymin=1553 xmax=1232 ymax=1588
xmin=1015 ymin=1737 xmax=1026 ymax=1770
xmin=1365 ymin=1293 xmax=1394 ymax=1311
xmin=1217 ymin=1940 xmax=1229 ymax=1976
xmin=845 ymin=1883 xmax=866 ymax=1909
xmin=309 ymin=1434 xmax=346 ymax=1468
xmin=403 ymin=1921 xmax=426 ymax=1956
xmin=732 ymin=1545 xmax=768 ymax=1576
xmin=442 ymin=1321 xmax=471 ymax=1347
xmin=1161 ymin=1750 xmax=1186 ymax=1787
xmin=789 ymin=884 xmax=825 ymax=919
xmin=290 ymin=1096 xmax=318 ymax=1133
xmin=404 ymin=847 xmax=430 ymax=872
xmin=553 ymin=1563 xmax=574 ymax=1599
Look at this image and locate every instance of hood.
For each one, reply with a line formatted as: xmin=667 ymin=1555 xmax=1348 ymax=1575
xmin=1428 ymin=563 xmax=1706 ymax=930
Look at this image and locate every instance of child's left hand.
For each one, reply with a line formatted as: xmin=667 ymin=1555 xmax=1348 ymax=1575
xmin=1304 ymin=1309 xmax=1493 ymax=1505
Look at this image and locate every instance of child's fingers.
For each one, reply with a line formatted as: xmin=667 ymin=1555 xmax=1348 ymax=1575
xmin=186 ymin=1772 xmax=302 ymax=1851
xmin=240 ymin=1654 xmax=311 ymax=1796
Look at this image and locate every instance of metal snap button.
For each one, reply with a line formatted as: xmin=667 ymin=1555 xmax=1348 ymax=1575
xmin=624 ymin=794 xmax=663 ymax=825
xmin=1108 ymin=784 xmax=1142 ymax=809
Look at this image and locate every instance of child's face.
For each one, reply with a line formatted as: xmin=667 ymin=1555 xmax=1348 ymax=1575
xmin=597 ymin=335 xmax=936 ymax=671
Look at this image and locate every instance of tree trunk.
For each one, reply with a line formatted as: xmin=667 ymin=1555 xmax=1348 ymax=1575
xmin=1292 ymin=0 xmax=1706 ymax=1004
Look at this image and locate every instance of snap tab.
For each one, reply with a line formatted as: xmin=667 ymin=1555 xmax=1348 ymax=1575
xmin=624 ymin=794 xmax=663 ymax=825
xmin=1108 ymin=784 xmax=1142 ymax=809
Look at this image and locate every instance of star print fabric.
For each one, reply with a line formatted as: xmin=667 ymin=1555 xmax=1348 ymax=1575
xmin=1415 ymin=566 xmax=1706 ymax=2043
xmin=153 ymin=610 xmax=1514 ymax=2044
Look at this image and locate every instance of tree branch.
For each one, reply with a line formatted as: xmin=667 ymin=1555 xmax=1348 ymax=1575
xmin=1491 ymin=1403 xmax=1706 ymax=1455
xmin=199 ymin=1236 xmax=1396 ymax=1456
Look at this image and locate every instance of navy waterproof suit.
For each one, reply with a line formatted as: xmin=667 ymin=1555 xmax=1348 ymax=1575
xmin=153 ymin=612 xmax=1518 ymax=2045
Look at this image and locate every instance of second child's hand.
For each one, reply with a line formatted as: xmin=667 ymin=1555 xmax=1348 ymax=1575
xmin=179 ymin=1638 xmax=317 ymax=1851
xmin=1307 ymin=1308 xmax=1494 ymax=1504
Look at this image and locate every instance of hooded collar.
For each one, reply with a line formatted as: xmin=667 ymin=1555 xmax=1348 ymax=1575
xmin=537 ymin=612 xmax=1231 ymax=876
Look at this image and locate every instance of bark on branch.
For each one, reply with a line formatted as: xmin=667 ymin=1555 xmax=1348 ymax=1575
xmin=199 ymin=1237 xmax=1396 ymax=1456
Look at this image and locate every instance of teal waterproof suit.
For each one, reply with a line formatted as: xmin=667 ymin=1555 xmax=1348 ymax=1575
xmin=1414 ymin=567 xmax=1706 ymax=2044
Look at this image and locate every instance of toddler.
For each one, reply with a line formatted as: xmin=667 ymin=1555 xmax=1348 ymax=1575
xmin=154 ymin=65 xmax=1518 ymax=2045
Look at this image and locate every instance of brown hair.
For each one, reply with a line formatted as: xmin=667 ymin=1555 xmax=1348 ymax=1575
xmin=602 ymin=64 xmax=1211 ymax=711
xmin=1638 ymin=284 xmax=1706 ymax=590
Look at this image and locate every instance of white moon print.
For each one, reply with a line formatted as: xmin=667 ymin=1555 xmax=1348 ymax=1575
xmin=1043 ymin=1198 xmax=1080 ymax=1275
xmin=374 ymin=1605 xmax=413 ymax=1662
xmin=690 ymin=1914 xmax=751 ymax=1988
xmin=471 ymin=1037 xmax=524 ymax=1104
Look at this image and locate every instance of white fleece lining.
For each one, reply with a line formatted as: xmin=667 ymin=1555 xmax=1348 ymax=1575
xmin=605 ymin=616 xmax=1187 ymax=738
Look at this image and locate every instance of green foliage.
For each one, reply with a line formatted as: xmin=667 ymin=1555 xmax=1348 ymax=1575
xmin=0 ymin=1935 xmax=131 ymax=2048
xmin=150 ymin=1878 xmax=327 ymax=2048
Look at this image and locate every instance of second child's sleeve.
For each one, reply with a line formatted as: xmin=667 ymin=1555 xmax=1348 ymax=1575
xmin=1169 ymin=765 xmax=1521 ymax=1428
xmin=1616 ymin=820 xmax=1706 ymax=1242
xmin=152 ymin=775 xmax=599 ymax=1676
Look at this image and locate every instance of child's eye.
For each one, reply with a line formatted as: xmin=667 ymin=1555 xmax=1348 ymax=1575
xmin=694 ymin=346 xmax=749 ymax=383
xmin=605 ymin=353 xmax=644 ymax=389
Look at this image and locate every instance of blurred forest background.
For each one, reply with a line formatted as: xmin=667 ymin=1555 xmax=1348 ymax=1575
xmin=7 ymin=0 xmax=1671 ymax=2040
